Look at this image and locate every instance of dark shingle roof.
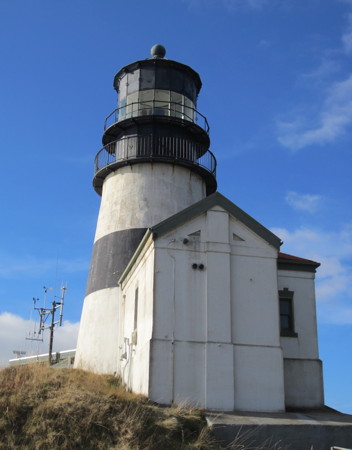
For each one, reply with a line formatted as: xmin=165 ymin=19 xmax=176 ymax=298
xmin=278 ymin=252 xmax=320 ymax=273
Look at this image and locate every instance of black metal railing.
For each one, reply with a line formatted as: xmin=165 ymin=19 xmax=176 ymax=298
xmin=94 ymin=134 xmax=216 ymax=177
xmin=104 ymin=101 xmax=210 ymax=134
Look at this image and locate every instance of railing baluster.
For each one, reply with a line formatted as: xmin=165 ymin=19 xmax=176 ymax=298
xmin=104 ymin=102 xmax=210 ymax=134
xmin=95 ymin=136 xmax=216 ymax=178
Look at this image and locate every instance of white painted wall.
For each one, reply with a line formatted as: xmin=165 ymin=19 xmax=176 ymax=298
xmin=74 ymin=287 xmax=119 ymax=374
xmin=233 ymin=345 xmax=285 ymax=412
xmin=284 ymin=358 xmax=324 ymax=408
xmin=278 ymin=269 xmax=324 ymax=408
xmin=77 ymin=193 xmax=323 ymax=412
xmin=94 ymin=164 xmax=206 ymax=241
xmin=118 ymin=236 xmax=155 ymax=396
xmin=278 ymin=270 xmax=319 ymax=359
xmin=148 ymin=206 xmax=285 ymax=412
xmin=76 ymin=162 xmax=205 ymax=378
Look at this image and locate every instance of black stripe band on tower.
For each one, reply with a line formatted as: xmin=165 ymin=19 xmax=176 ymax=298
xmin=86 ymin=228 xmax=148 ymax=296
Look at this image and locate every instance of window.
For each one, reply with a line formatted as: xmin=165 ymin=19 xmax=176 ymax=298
xmin=279 ymin=288 xmax=297 ymax=337
xmin=125 ymin=92 xmax=138 ymax=119
xmin=154 ymin=89 xmax=170 ymax=116
xmin=134 ymin=287 xmax=139 ymax=332
xmin=171 ymin=91 xmax=183 ymax=118
xmin=184 ymin=97 xmax=194 ymax=121
xmin=118 ymin=97 xmax=126 ymax=121
xmin=139 ymin=90 xmax=154 ymax=116
xmin=131 ymin=287 xmax=139 ymax=346
xmin=119 ymin=89 xmax=195 ymax=122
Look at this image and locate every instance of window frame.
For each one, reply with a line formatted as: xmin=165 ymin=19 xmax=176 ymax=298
xmin=279 ymin=288 xmax=298 ymax=338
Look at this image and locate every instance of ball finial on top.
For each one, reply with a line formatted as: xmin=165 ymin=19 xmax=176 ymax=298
xmin=151 ymin=44 xmax=166 ymax=59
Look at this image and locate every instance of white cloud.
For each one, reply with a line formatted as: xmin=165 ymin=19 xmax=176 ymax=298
xmin=277 ymin=2 xmax=352 ymax=151
xmin=272 ymin=224 xmax=352 ymax=263
xmin=277 ymin=74 xmax=352 ymax=150
xmin=285 ymin=191 xmax=323 ymax=213
xmin=300 ymin=59 xmax=340 ymax=84
xmin=321 ymin=303 xmax=352 ymax=324
xmin=271 ymin=224 xmax=352 ymax=323
xmin=342 ymin=12 xmax=352 ymax=53
xmin=0 ymin=312 xmax=79 ymax=368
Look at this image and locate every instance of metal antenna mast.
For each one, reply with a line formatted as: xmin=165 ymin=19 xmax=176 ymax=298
xmin=31 ymin=285 xmax=67 ymax=365
xmin=26 ymin=297 xmax=44 ymax=344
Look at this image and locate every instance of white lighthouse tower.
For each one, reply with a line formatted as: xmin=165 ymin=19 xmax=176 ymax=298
xmin=75 ymin=46 xmax=324 ymax=413
xmin=75 ymin=45 xmax=216 ymax=374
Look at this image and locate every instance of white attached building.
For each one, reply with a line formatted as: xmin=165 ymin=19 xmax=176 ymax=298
xmin=75 ymin=45 xmax=324 ymax=412
xmin=114 ymin=193 xmax=323 ymax=412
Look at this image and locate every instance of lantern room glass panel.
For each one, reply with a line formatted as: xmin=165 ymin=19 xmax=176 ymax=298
xmin=155 ymin=90 xmax=170 ymax=116
xmin=118 ymin=88 xmax=197 ymax=123
xmin=171 ymin=91 xmax=183 ymax=118
xmin=118 ymin=80 xmax=127 ymax=104
xmin=139 ymin=68 xmax=155 ymax=90
xmin=119 ymin=97 xmax=127 ymax=121
xmin=126 ymin=92 xmax=138 ymax=118
xmin=127 ymin=70 xmax=140 ymax=95
xmin=184 ymin=97 xmax=195 ymax=121
xmin=139 ymin=90 xmax=154 ymax=116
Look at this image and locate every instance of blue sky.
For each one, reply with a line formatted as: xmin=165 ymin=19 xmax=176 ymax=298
xmin=0 ymin=0 xmax=351 ymax=413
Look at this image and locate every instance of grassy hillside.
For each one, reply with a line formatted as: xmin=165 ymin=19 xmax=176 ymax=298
xmin=0 ymin=365 xmax=219 ymax=449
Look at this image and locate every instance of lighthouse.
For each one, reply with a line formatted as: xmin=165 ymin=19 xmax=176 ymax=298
xmin=75 ymin=46 xmax=324 ymax=413
xmin=75 ymin=45 xmax=216 ymax=374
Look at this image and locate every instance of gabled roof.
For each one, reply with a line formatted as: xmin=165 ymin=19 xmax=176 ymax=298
xmin=278 ymin=252 xmax=320 ymax=273
xmin=152 ymin=192 xmax=282 ymax=250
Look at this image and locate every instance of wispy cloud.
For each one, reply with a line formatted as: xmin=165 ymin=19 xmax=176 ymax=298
xmin=285 ymin=191 xmax=323 ymax=213
xmin=276 ymin=3 xmax=352 ymax=151
xmin=271 ymin=224 xmax=352 ymax=323
xmin=300 ymin=59 xmax=340 ymax=85
xmin=277 ymin=74 xmax=352 ymax=150
xmin=0 ymin=312 xmax=79 ymax=367
xmin=342 ymin=12 xmax=352 ymax=53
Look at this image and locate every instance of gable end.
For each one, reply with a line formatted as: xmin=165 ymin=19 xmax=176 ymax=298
xmin=152 ymin=192 xmax=281 ymax=250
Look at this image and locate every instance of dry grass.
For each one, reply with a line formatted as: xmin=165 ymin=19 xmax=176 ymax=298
xmin=0 ymin=365 xmax=288 ymax=449
xmin=0 ymin=364 xmax=219 ymax=449
xmin=226 ymin=426 xmax=288 ymax=450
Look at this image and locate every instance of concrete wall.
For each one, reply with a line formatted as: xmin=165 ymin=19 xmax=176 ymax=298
xmin=278 ymin=270 xmax=319 ymax=359
xmin=278 ymin=269 xmax=324 ymax=408
xmin=74 ymin=287 xmax=119 ymax=374
xmin=228 ymin=212 xmax=285 ymax=411
xmin=94 ymin=163 xmax=206 ymax=242
xmin=148 ymin=206 xmax=285 ymax=412
xmin=118 ymin=236 xmax=155 ymax=396
xmin=284 ymin=358 xmax=324 ymax=408
xmin=77 ymin=186 xmax=323 ymax=412
xmin=76 ymin=162 xmax=206 ymax=376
